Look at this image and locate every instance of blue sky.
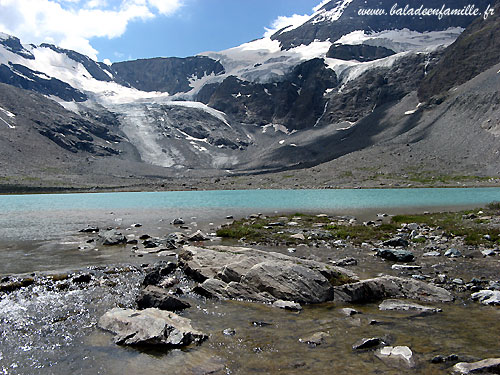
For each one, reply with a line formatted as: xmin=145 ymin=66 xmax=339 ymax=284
xmin=94 ymin=0 xmax=321 ymax=61
xmin=0 ymin=0 xmax=323 ymax=62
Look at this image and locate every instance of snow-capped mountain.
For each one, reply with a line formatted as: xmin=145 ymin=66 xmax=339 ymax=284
xmin=0 ymin=0 xmax=498 ymax=187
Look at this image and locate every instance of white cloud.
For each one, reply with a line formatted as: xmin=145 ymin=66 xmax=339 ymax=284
xmin=0 ymin=0 xmax=183 ymax=60
xmin=147 ymin=0 xmax=182 ymax=15
xmin=264 ymin=13 xmax=311 ymax=38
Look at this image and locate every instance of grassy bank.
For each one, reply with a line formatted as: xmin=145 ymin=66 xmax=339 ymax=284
xmin=217 ymin=203 xmax=500 ymax=247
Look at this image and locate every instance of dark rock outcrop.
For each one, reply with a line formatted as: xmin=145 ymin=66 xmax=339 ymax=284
xmin=200 ymin=59 xmax=338 ymax=130
xmin=327 ymin=44 xmax=395 ymax=62
xmin=419 ymin=0 xmax=500 ymax=101
xmin=111 ymin=56 xmax=224 ymax=94
xmin=0 ymin=63 xmax=87 ymax=102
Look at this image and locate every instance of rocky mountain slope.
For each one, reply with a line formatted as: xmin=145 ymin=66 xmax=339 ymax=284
xmin=0 ymin=0 xmax=498 ymax=189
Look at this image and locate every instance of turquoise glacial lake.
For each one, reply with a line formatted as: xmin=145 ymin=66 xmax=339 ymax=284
xmin=2 ymin=187 xmax=500 ymax=212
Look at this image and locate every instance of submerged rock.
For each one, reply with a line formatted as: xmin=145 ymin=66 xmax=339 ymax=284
xmin=179 ymin=245 xmax=357 ymax=304
xmin=379 ymin=299 xmax=442 ymax=313
xmin=333 ymin=276 xmax=453 ymax=303
xmin=273 ymin=300 xmax=302 ymax=311
xmin=452 ymin=358 xmax=500 ymax=374
xmin=299 ymin=332 xmax=330 ymax=346
xmin=98 ymin=307 xmax=207 ymax=346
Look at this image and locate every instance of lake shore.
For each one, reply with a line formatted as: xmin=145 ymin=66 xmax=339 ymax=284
xmin=1 ymin=171 xmax=500 ymax=195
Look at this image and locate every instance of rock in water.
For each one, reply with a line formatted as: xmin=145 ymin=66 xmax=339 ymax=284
xmin=187 ymin=230 xmax=209 ymax=242
xmin=452 ymin=358 xmax=500 ymax=374
xmin=352 ymin=337 xmax=385 ymax=350
xmin=333 ymin=276 xmax=453 ymax=303
xmin=98 ymin=230 xmax=127 ymax=246
xmin=376 ymin=249 xmax=414 ymax=262
xmin=375 ymin=346 xmax=415 ymax=368
xmin=299 ymin=332 xmax=330 ymax=346
xmin=98 ymin=308 xmax=207 ymax=346
xmin=136 ymin=285 xmax=191 ymax=311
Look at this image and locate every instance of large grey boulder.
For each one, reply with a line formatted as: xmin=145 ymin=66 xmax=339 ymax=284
xmin=98 ymin=307 xmax=207 ymax=346
xmin=179 ymin=246 xmax=357 ymax=304
xmin=333 ymin=276 xmax=453 ymax=303
xmin=452 ymin=358 xmax=500 ymax=374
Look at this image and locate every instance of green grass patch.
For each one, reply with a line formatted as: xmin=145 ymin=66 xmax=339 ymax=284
xmin=392 ymin=209 xmax=500 ymax=246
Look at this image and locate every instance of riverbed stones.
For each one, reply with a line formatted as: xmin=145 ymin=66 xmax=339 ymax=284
xmin=452 ymin=358 xmax=500 ymax=374
xmin=98 ymin=307 xmax=207 ymax=346
xmin=471 ymin=290 xmax=500 ymax=305
xmin=98 ymin=230 xmax=127 ymax=246
xmin=179 ymin=246 xmax=357 ymax=304
xmin=378 ymin=299 xmax=442 ymax=313
xmin=375 ymin=249 xmax=415 ymax=262
xmin=333 ymin=276 xmax=453 ymax=303
xmin=136 ymin=285 xmax=191 ymax=311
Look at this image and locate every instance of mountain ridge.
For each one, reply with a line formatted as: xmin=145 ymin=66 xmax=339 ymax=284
xmin=0 ymin=0 xmax=499 ymax=190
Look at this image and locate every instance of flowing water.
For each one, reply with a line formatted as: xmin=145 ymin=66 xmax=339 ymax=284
xmin=1 ymin=188 xmax=500 ymax=374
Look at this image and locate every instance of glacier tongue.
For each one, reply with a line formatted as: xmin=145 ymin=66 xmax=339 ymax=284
xmin=112 ymin=103 xmax=181 ymax=168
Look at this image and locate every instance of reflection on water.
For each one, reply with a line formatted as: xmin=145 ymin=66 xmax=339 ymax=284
xmin=1 ymin=267 xmax=499 ymax=375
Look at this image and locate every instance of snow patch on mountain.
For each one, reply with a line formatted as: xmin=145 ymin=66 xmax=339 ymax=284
xmin=0 ymin=106 xmax=16 ymax=129
xmin=312 ymin=0 xmax=355 ymax=24
xmin=335 ymin=28 xmax=464 ymax=53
